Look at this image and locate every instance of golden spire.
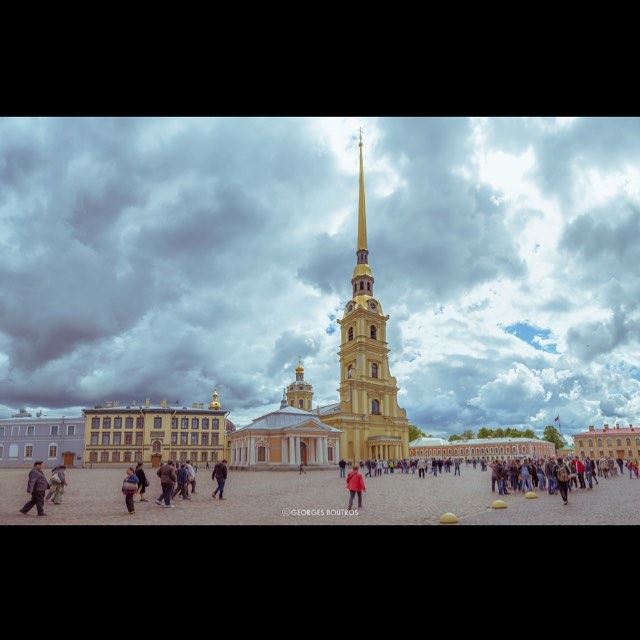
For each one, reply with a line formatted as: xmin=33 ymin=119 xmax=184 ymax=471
xmin=295 ymin=356 xmax=304 ymax=374
xmin=357 ymin=128 xmax=367 ymax=251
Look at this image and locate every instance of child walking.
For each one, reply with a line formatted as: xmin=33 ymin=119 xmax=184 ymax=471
xmin=122 ymin=467 xmax=139 ymax=514
xmin=346 ymin=464 xmax=366 ymax=510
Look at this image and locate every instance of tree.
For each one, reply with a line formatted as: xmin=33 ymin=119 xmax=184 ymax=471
xmin=449 ymin=434 xmax=462 ymax=442
xmin=543 ymin=425 xmax=565 ymax=450
xmin=494 ymin=427 xmax=505 ymax=438
xmin=477 ymin=427 xmax=494 ymax=439
xmin=408 ymin=424 xmax=425 ymax=442
xmin=523 ymin=428 xmax=536 ymax=439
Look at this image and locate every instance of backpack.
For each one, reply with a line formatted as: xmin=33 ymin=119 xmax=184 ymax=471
xmin=557 ymin=464 xmax=569 ymax=482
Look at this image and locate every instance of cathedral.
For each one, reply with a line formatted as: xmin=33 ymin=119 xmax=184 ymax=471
xmin=316 ymin=133 xmax=410 ymax=461
xmin=228 ymin=134 xmax=409 ymax=468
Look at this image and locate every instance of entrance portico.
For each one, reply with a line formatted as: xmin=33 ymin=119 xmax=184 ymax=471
xmin=367 ymin=435 xmax=404 ymax=460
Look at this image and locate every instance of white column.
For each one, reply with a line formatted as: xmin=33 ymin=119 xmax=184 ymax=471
xmin=314 ymin=438 xmax=320 ymax=463
xmin=335 ymin=439 xmax=340 ymax=463
xmin=249 ymin=436 xmax=255 ymax=466
xmin=281 ymin=438 xmax=288 ymax=465
xmin=322 ymin=438 xmax=328 ymax=464
xmin=289 ymin=437 xmax=295 ymax=465
xmin=295 ymin=437 xmax=301 ymax=465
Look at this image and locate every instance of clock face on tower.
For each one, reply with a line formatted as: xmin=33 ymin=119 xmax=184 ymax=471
xmin=369 ymin=301 xmax=377 ymax=311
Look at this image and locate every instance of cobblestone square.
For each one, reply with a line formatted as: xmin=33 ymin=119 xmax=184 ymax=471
xmin=1 ymin=466 xmax=638 ymax=525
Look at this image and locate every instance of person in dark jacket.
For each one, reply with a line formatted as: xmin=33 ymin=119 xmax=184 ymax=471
xmin=212 ymin=459 xmax=228 ymax=500
xmin=338 ymin=459 xmax=347 ymax=478
xmin=155 ymin=461 xmax=177 ymax=508
xmin=135 ymin=462 xmax=149 ymax=502
xmin=20 ymin=461 xmax=50 ymax=516
xmin=173 ymin=464 xmax=191 ymax=500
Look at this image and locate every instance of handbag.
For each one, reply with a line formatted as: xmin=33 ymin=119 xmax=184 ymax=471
xmin=122 ymin=480 xmax=139 ymax=494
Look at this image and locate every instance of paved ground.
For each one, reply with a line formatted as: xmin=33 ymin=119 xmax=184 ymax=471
xmin=1 ymin=466 xmax=638 ymax=525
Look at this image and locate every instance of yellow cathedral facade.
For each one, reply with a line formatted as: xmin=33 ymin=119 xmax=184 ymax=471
xmin=316 ymin=133 xmax=410 ymax=462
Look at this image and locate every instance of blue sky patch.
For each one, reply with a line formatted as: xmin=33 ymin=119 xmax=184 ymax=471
xmin=504 ymin=322 xmax=557 ymax=354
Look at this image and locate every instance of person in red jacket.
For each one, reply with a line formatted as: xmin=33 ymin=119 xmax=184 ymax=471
xmin=346 ymin=465 xmax=366 ymax=510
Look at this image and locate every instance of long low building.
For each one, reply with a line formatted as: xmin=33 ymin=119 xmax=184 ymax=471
xmin=409 ymin=436 xmax=556 ymax=460
xmin=573 ymin=425 xmax=640 ymax=460
xmin=0 ymin=412 xmax=85 ymax=468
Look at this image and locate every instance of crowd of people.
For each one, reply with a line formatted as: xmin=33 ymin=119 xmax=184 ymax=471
xmin=338 ymin=453 xmax=638 ymax=507
xmin=18 ymin=458 xmax=229 ymax=516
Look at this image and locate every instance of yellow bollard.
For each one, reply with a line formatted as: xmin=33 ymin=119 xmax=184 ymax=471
xmin=525 ymin=491 xmax=538 ymax=499
xmin=439 ymin=512 xmax=459 ymax=524
xmin=491 ymin=499 xmax=507 ymax=509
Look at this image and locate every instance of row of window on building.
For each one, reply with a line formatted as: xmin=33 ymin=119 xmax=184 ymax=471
xmin=89 ymin=432 xmax=220 ymax=446
xmin=577 ymin=437 xmax=640 ymax=448
xmin=347 ymin=325 xmax=378 ymax=341
xmin=90 ymin=417 xmax=220 ymax=430
xmin=0 ymin=425 xmax=77 ymax=437
xmin=346 ymin=362 xmax=380 ymax=379
xmin=87 ymin=450 xmax=219 ymax=463
xmin=580 ymin=449 xmax=634 ymax=459
xmin=0 ymin=444 xmax=59 ymax=460
xmin=413 ymin=444 xmax=543 ymax=456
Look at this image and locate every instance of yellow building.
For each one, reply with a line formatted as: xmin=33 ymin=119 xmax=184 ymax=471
xmin=83 ymin=390 xmax=228 ymax=467
xmin=573 ymin=425 xmax=640 ymax=460
xmin=317 ymin=134 xmax=410 ymax=462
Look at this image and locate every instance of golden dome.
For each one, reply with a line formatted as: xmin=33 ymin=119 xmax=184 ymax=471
xmin=295 ymin=359 xmax=304 ymax=373
xmin=209 ymin=389 xmax=221 ymax=410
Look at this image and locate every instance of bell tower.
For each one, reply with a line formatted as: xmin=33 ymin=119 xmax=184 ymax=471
xmin=320 ymin=132 xmax=409 ymax=462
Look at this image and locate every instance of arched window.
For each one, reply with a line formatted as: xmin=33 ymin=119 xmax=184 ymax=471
xmin=370 ymin=325 xmax=377 ymax=339
xmin=298 ymin=399 xmax=304 ymax=409
xmin=371 ymin=363 xmax=378 ymax=378
xmin=289 ymin=400 xmax=293 ymax=406
xmin=152 ymin=440 xmax=162 ymax=453
xmin=626 ymin=437 xmax=631 ymax=446
xmin=636 ymin=437 xmax=640 ymax=446
xmin=348 ymin=327 xmax=353 ymax=341
xmin=598 ymin=438 xmax=602 ymax=446
xmin=347 ymin=365 xmax=353 ymax=379
xmin=616 ymin=438 xmax=622 ymax=446
xmin=257 ymin=446 xmax=266 ymax=462
xmin=588 ymin=439 xmax=593 ymax=447
xmin=606 ymin=438 xmax=612 ymax=446
xmin=353 ymin=284 xmax=357 ymax=294
xmin=359 ymin=281 xmax=364 ymax=290
xmin=372 ymin=399 xmax=380 ymax=415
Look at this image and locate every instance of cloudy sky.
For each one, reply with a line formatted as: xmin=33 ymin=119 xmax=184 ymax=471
xmin=1 ymin=116 xmax=639 ymax=438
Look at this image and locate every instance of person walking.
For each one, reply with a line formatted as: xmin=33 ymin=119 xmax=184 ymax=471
xmin=496 ymin=461 xmax=509 ymax=495
xmin=556 ymin=457 xmax=571 ymax=505
xmin=590 ymin=458 xmax=599 ymax=484
xmin=365 ymin=460 xmax=372 ymax=477
xmin=454 ymin=459 xmax=461 ymax=476
xmin=173 ymin=464 xmax=191 ymax=500
xmin=545 ymin=457 xmax=556 ymax=495
xmin=135 ymin=462 xmax=149 ymax=501
xmin=575 ymin=457 xmax=586 ymax=489
xmin=155 ymin=460 xmax=177 ymax=508
xmin=185 ymin=460 xmax=197 ymax=495
xmin=212 ymin=459 xmax=228 ymax=500
xmin=45 ymin=464 xmax=67 ymax=504
xmin=338 ymin=459 xmax=347 ymax=478
xmin=20 ymin=461 xmax=49 ymax=516
xmin=299 ymin=462 xmax=306 ymax=475
xmin=346 ymin=464 xmax=366 ymax=510
xmin=122 ymin=467 xmax=139 ymax=514
xmin=417 ymin=457 xmax=426 ymax=479
xmin=585 ymin=457 xmax=594 ymax=489
xmin=375 ymin=458 xmax=382 ymax=476
xmin=45 ymin=464 xmax=64 ymax=502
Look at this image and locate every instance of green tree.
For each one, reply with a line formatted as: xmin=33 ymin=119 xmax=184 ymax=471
xmin=494 ymin=427 xmax=505 ymax=438
xmin=523 ymin=428 xmax=536 ymax=439
xmin=477 ymin=427 xmax=494 ymax=439
xmin=543 ymin=425 xmax=565 ymax=450
xmin=408 ymin=424 xmax=425 ymax=442
xmin=449 ymin=434 xmax=462 ymax=442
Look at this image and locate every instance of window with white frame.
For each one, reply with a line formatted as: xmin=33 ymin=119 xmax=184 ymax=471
xmin=50 ymin=425 xmax=59 ymax=436
xmin=48 ymin=444 xmax=58 ymax=458
xmin=67 ymin=425 xmax=76 ymax=436
xmin=27 ymin=426 xmax=35 ymax=436
xmin=0 ymin=444 xmax=3 ymax=458
xmin=0 ymin=426 xmax=4 ymax=437
xmin=9 ymin=443 xmax=18 ymax=458
xmin=24 ymin=444 xmax=34 ymax=459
